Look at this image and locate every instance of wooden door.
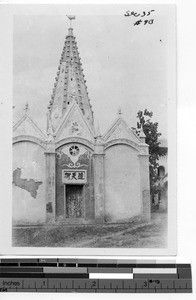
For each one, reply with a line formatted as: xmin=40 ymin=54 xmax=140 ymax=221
xmin=65 ymin=185 xmax=83 ymax=218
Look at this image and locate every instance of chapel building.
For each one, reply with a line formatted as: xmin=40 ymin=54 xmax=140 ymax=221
xmin=12 ymin=20 xmax=151 ymax=225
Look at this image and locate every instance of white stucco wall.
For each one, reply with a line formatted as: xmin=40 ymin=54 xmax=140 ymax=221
xmin=104 ymin=144 xmax=141 ymax=222
xmin=12 ymin=141 xmax=46 ymax=224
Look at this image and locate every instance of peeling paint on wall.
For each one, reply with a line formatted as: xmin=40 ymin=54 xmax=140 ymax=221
xmin=13 ymin=168 xmax=42 ymax=199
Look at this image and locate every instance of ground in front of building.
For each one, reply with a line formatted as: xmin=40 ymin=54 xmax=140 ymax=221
xmin=12 ymin=212 xmax=167 ymax=248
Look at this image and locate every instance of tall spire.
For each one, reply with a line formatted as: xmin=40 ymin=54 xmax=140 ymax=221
xmin=48 ymin=16 xmax=94 ymax=130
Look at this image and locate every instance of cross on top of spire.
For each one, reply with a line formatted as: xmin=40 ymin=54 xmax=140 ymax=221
xmin=66 ymin=15 xmax=76 ymax=28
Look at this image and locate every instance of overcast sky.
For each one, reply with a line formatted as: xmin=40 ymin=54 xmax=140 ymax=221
xmin=13 ymin=6 xmax=175 ymax=138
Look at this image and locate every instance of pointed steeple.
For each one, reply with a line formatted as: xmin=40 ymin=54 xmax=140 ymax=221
xmin=49 ymin=16 xmax=94 ymax=131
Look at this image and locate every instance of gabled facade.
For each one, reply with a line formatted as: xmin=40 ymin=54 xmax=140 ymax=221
xmin=12 ymin=21 xmax=151 ymax=225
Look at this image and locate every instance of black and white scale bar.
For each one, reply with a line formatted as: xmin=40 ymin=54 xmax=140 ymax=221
xmin=0 ymin=278 xmax=192 ymax=293
xmin=0 ymin=268 xmax=191 ymax=279
xmin=0 ymin=259 xmax=192 ymax=293
xmin=0 ymin=259 xmax=191 ymax=268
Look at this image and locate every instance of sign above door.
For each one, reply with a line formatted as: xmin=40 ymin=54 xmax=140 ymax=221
xmin=62 ymin=169 xmax=87 ymax=184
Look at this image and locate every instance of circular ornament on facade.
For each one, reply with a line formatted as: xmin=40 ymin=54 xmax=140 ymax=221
xmin=69 ymin=145 xmax=80 ymax=156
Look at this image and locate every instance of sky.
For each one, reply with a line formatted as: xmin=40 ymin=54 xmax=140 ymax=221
xmin=13 ymin=6 xmax=176 ymax=138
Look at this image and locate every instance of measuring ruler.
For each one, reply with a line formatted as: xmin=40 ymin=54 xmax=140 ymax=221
xmin=0 ymin=259 xmax=192 ymax=293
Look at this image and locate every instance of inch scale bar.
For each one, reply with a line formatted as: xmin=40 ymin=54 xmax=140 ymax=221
xmin=0 ymin=259 xmax=192 ymax=293
xmin=0 ymin=278 xmax=192 ymax=293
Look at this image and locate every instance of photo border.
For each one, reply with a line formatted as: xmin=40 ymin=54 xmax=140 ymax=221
xmin=0 ymin=3 xmax=176 ymax=256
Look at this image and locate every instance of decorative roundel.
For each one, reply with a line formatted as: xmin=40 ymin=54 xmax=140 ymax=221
xmin=69 ymin=145 xmax=80 ymax=156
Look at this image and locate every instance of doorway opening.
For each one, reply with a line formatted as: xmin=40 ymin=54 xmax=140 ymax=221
xmin=65 ymin=185 xmax=84 ymax=218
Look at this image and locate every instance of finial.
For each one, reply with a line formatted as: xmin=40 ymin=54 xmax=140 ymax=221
xmin=139 ymin=125 xmax=146 ymax=142
xmin=118 ymin=107 xmax=122 ymax=116
xmin=95 ymin=122 xmax=102 ymax=143
xmin=66 ymin=15 xmax=76 ymax=28
xmin=96 ymin=122 xmax=101 ymax=138
xmin=24 ymin=102 xmax=29 ymax=114
xmin=47 ymin=111 xmax=54 ymax=142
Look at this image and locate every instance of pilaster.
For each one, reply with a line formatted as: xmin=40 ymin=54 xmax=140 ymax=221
xmin=139 ymin=152 xmax=151 ymax=221
xmin=93 ymin=143 xmax=105 ymax=223
xmin=45 ymin=142 xmax=56 ymax=223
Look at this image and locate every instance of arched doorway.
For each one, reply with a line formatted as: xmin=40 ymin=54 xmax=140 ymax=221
xmin=55 ymin=142 xmax=94 ymax=222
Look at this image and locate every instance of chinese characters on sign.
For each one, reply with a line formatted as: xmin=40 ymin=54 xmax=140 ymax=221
xmin=62 ymin=169 xmax=87 ymax=184
xmin=124 ymin=10 xmax=155 ymax=26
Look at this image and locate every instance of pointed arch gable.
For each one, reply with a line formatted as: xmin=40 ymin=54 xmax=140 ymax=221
xmin=13 ymin=114 xmax=47 ymax=141
xmin=103 ymin=117 xmax=141 ymax=144
xmin=54 ymin=101 xmax=95 ymax=143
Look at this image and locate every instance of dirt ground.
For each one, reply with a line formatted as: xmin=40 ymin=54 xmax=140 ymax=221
xmin=12 ymin=212 xmax=167 ymax=248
